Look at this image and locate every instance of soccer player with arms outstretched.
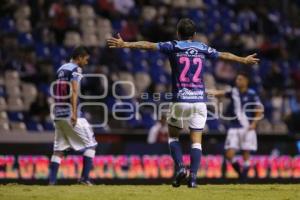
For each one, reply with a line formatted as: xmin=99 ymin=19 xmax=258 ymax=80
xmin=107 ymin=18 xmax=259 ymax=188
xmin=49 ymin=47 xmax=97 ymax=185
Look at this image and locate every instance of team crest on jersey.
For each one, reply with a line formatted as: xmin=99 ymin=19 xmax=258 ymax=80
xmin=186 ymin=48 xmax=198 ymax=55
xmin=77 ymin=67 xmax=82 ymax=74
xmin=208 ymin=47 xmax=215 ymax=53
xmin=58 ymin=70 xmax=64 ymax=78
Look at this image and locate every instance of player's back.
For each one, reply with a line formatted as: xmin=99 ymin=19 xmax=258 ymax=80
xmin=157 ymin=40 xmax=219 ymax=103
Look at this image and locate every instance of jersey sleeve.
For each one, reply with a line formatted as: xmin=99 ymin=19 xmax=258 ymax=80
xmin=253 ymin=93 xmax=261 ymax=104
xmin=203 ymin=44 xmax=220 ymax=59
xmin=71 ymin=67 xmax=82 ymax=82
xmin=224 ymin=90 xmax=232 ymax=98
xmin=157 ymin=41 xmax=176 ymax=54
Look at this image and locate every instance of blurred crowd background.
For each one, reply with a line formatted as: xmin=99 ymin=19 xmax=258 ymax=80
xmin=1 ymin=0 xmax=300 ymax=135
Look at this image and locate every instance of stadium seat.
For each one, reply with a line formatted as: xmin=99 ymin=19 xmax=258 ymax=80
xmin=5 ymin=85 xmax=21 ymax=98
xmin=16 ymin=19 xmax=31 ymax=33
xmin=43 ymin=121 xmax=55 ymax=131
xmin=188 ymin=0 xmax=205 ymax=8
xmin=51 ymin=45 xmax=67 ymax=67
xmin=66 ymin=5 xmax=79 ymax=20
xmin=80 ymin=19 xmax=96 ymax=34
xmin=35 ymin=43 xmax=51 ymax=59
xmin=0 ymin=76 xmax=4 ymax=85
xmin=257 ymin=119 xmax=272 ymax=134
xmin=119 ymin=72 xmax=135 ymax=96
xmin=14 ymin=5 xmax=31 ymax=19
xmin=0 ymin=122 xmax=10 ymax=131
xmin=0 ymin=97 xmax=7 ymax=111
xmin=204 ymin=73 xmax=216 ymax=89
xmin=4 ymin=71 xmax=20 ymax=87
xmin=272 ymin=122 xmax=288 ymax=134
xmin=79 ymin=5 xmax=95 ymax=20
xmin=0 ymin=111 xmax=8 ymax=123
xmin=82 ymin=33 xmax=98 ymax=47
xmin=25 ymin=120 xmax=44 ymax=131
xmin=10 ymin=122 xmax=27 ymax=133
xmin=0 ymin=85 xmax=6 ymax=97
xmin=7 ymin=111 xmax=24 ymax=122
xmin=141 ymin=6 xmax=157 ymax=21
xmin=7 ymin=97 xmax=24 ymax=111
xmin=96 ymin=17 xmax=112 ymax=33
xmin=141 ymin=112 xmax=155 ymax=129
xmin=22 ymin=83 xmax=38 ymax=110
xmin=97 ymin=18 xmax=112 ymax=47
xmin=17 ymin=32 xmax=34 ymax=46
xmin=64 ymin=31 xmax=81 ymax=47
xmin=0 ymin=16 xmax=15 ymax=33
xmin=134 ymin=72 xmax=151 ymax=96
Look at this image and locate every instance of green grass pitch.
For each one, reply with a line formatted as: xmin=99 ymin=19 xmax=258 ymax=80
xmin=0 ymin=184 xmax=299 ymax=200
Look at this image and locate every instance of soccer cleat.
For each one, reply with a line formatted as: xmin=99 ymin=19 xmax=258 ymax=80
xmin=232 ymin=162 xmax=242 ymax=178
xmin=172 ymin=167 xmax=188 ymax=188
xmin=187 ymin=173 xmax=198 ymax=188
xmin=78 ymin=178 xmax=94 ymax=186
xmin=240 ymin=167 xmax=250 ymax=182
xmin=48 ymin=181 xmax=56 ymax=186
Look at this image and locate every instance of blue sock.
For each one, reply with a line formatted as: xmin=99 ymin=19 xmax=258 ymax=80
xmin=241 ymin=160 xmax=250 ymax=179
xmin=168 ymin=138 xmax=184 ymax=171
xmin=81 ymin=156 xmax=93 ymax=181
xmin=190 ymin=143 xmax=202 ymax=179
xmin=49 ymin=156 xmax=61 ymax=184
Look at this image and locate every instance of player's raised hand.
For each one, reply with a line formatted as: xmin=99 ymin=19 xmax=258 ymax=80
xmin=107 ymin=33 xmax=125 ymax=48
xmin=244 ymin=53 xmax=260 ymax=65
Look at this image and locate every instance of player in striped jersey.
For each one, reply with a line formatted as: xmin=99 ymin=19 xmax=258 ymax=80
xmin=49 ymin=47 xmax=97 ymax=185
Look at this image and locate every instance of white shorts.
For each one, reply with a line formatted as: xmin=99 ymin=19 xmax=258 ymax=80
xmin=167 ymin=102 xmax=207 ymax=131
xmin=53 ymin=118 xmax=97 ymax=151
xmin=224 ymin=128 xmax=257 ymax=151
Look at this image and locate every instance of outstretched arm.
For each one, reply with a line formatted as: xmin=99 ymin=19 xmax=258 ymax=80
xmin=219 ymin=52 xmax=260 ymax=65
xmin=107 ymin=33 xmax=158 ymax=50
xmin=206 ymin=89 xmax=227 ymax=98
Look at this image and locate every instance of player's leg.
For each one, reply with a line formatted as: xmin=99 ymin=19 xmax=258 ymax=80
xmin=49 ymin=120 xmax=71 ymax=185
xmin=168 ymin=125 xmax=187 ymax=187
xmin=240 ymin=129 xmax=257 ymax=180
xmin=64 ymin=118 xmax=98 ymax=185
xmin=225 ymin=148 xmax=241 ymax=177
xmin=224 ymin=129 xmax=241 ymax=177
xmin=49 ymin=151 xmax=64 ymax=185
xmin=187 ymin=103 xmax=207 ymax=188
xmin=241 ymin=150 xmax=251 ymax=180
xmin=79 ymin=147 xmax=96 ymax=185
xmin=167 ymin=103 xmax=187 ymax=187
xmin=168 ymin=125 xmax=184 ymax=171
xmin=188 ymin=129 xmax=202 ymax=188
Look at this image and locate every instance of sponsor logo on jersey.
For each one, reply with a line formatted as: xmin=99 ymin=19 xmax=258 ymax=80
xmin=177 ymin=88 xmax=204 ymax=100
xmin=186 ymin=48 xmax=198 ymax=55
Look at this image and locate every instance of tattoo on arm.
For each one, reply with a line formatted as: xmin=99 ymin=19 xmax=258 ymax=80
xmin=219 ymin=52 xmax=246 ymax=64
xmin=124 ymin=41 xmax=158 ymax=50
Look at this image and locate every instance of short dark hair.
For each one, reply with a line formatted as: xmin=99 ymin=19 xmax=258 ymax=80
xmin=70 ymin=46 xmax=89 ymax=59
xmin=237 ymin=71 xmax=251 ymax=82
xmin=177 ymin=18 xmax=196 ymax=40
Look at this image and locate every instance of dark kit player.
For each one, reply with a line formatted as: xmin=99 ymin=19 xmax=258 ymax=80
xmin=208 ymin=72 xmax=263 ymax=180
xmin=107 ymin=18 xmax=259 ymax=188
